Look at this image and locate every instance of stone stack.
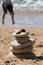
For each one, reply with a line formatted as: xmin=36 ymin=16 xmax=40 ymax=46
xmin=10 ymin=29 xmax=35 ymax=53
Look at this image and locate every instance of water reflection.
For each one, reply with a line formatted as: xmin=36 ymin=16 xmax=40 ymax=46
xmin=0 ymin=13 xmax=43 ymax=27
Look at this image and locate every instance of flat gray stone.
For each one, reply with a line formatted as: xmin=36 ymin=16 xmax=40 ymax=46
xmin=12 ymin=30 xmax=28 ymax=37
xmin=12 ymin=45 xmax=33 ymax=53
xmin=10 ymin=37 xmax=35 ymax=49
xmin=8 ymin=52 xmax=36 ymax=59
xmin=16 ymin=36 xmax=29 ymax=43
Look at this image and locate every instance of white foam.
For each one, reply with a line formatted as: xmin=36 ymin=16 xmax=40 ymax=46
xmin=0 ymin=0 xmax=43 ymax=9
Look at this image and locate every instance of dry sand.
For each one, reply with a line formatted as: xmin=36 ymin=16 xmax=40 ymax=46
xmin=0 ymin=26 xmax=43 ymax=65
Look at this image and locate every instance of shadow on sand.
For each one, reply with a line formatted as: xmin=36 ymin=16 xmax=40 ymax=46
xmin=13 ymin=52 xmax=43 ymax=60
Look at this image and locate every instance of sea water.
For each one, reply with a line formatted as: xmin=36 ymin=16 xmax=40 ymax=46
xmin=0 ymin=0 xmax=43 ymax=27
xmin=0 ymin=0 xmax=43 ymax=9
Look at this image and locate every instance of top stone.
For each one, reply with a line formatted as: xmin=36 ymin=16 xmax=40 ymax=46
xmin=12 ymin=29 xmax=29 ymax=37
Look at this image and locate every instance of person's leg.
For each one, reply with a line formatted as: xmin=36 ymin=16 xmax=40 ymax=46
xmin=2 ymin=13 xmax=6 ymax=24
xmin=2 ymin=4 xmax=7 ymax=24
xmin=10 ymin=13 xmax=15 ymax=24
xmin=8 ymin=4 xmax=15 ymax=24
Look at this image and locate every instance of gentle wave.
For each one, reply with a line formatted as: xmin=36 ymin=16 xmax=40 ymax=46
xmin=0 ymin=0 xmax=43 ymax=27
xmin=0 ymin=0 xmax=43 ymax=9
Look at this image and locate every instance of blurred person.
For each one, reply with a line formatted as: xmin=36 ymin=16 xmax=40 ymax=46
xmin=2 ymin=0 xmax=15 ymax=24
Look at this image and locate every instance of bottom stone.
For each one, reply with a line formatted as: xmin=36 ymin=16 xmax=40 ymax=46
xmin=8 ymin=52 xmax=36 ymax=59
xmin=12 ymin=45 xmax=33 ymax=53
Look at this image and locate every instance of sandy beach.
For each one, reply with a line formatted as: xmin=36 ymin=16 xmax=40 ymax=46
xmin=0 ymin=26 xmax=43 ymax=65
xmin=0 ymin=1 xmax=43 ymax=64
xmin=0 ymin=7 xmax=43 ymax=65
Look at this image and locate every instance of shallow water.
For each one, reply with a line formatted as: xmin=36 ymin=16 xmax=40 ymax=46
xmin=14 ymin=13 xmax=43 ymax=27
xmin=0 ymin=12 xmax=43 ymax=27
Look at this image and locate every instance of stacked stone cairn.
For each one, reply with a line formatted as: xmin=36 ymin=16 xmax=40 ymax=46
xmin=10 ymin=29 xmax=35 ymax=53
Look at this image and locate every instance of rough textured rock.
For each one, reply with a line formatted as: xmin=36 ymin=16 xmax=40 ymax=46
xmin=10 ymin=39 xmax=34 ymax=49
xmin=12 ymin=45 xmax=33 ymax=53
xmin=16 ymin=36 xmax=29 ymax=43
xmin=12 ymin=29 xmax=28 ymax=37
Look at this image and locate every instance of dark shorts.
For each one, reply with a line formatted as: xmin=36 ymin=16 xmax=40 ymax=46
xmin=2 ymin=4 xmax=14 ymax=14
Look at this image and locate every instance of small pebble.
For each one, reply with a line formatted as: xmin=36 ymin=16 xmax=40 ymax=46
xmin=0 ymin=40 xmax=3 ymax=42
xmin=4 ymin=60 xmax=10 ymax=63
xmin=31 ymin=33 xmax=35 ymax=36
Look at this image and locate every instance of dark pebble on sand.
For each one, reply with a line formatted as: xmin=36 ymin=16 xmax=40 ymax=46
xmin=4 ymin=38 xmax=6 ymax=40
xmin=4 ymin=60 xmax=10 ymax=63
xmin=31 ymin=33 xmax=35 ymax=36
xmin=40 ymin=42 xmax=43 ymax=43
xmin=0 ymin=40 xmax=3 ymax=42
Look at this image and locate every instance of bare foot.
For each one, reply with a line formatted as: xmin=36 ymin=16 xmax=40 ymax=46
xmin=2 ymin=21 xmax=4 ymax=25
xmin=12 ymin=21 xmax=15 ymax=24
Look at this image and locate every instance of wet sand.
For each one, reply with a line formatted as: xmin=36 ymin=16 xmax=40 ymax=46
xmin=0 ymin=26 xmax=43 ymax=65
xmin=0 ymin=9 xmax=43 ymax=27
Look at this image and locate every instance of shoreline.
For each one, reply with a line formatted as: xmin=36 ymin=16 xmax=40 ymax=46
xmin=0 ymin=10 xmax=43 ymax=27
xmin=0 ymin=8 xmax=43 ymax=14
